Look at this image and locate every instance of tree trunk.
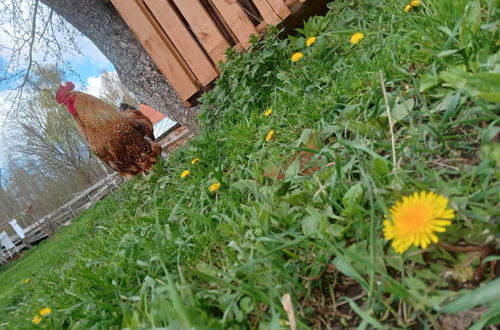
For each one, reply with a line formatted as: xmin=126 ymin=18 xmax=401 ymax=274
xmin=39 ymin=0 xmax=199 ymax=132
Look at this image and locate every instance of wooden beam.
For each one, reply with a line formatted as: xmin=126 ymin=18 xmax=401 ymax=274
xmin=111 ymin=0 xmax=199 ymax=101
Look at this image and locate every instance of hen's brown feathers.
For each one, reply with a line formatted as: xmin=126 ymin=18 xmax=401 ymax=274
xmin=122 ymin=110 xmax=155 ymax=141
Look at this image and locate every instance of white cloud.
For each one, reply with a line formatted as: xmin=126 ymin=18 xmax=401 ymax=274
xmin=85 ymin=75 xmax=103 ymax=98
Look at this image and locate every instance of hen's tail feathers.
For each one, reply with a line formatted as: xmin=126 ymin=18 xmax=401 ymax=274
xmin=55 ymin=82 xmax=75 ymax=104
xmin=119 ymin=103 xmax=137 ymax=111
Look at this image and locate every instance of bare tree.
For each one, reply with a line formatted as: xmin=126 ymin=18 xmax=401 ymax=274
xmin=0 ymin=168 xmax=19 ymax=222
xmin=1 ymin=0 xmax=198 ymax=131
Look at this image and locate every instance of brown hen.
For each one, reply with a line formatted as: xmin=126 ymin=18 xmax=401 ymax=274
xmin=55 ymin=82 xmax=161 ymax=179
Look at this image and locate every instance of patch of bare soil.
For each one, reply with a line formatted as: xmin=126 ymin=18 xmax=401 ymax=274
xmin=440 ymin=307 xmax=487 ymax=330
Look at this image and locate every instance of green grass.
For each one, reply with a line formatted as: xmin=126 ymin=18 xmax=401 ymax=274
xmin=1 ymin=0 xmax=499 ymax=328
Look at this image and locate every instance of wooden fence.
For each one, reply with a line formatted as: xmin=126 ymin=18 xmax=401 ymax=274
xmin=111 ymin=0 xmax=309 ymax=105
xmin=34 ymin=173 xmax=124 ymax=231
xmin=0 ymin=173 xmax=123 ymax=265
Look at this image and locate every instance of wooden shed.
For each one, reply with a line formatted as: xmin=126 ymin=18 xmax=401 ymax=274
xmin=110 ymin=0 xmax=327 ymax=106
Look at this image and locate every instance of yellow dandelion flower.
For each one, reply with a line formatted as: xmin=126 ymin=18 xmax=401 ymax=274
xmin=191 ymin=158 xmax=200 ymax=165
xmin=350 ymin=32 xmax=364 ymax=44
xmin=23 ymin=278 xmax=32 ymax=284
xmin=383 ymin=191 xmax=454 ymax=254
xmin=39 ymin=307 xmax=52 ymax=316
xmin=291 ymin=52 xmax=303 ymax=62
xmin=180 ymin=170 xmax=190 ymax=178
xmin=265 ymin=130 xmax=275 ymax=142
xmin=404 ymin=0 xmax=421 ymax=12
xmin=32 ymin=315 xmax=43 ymax=325
xmin=306 ymin=36 xmax=317 ymax=47
xmin=263 ymin=108 xmax=273 ymax=117
xmin=209 ymin=182 xmax=221 ymax=192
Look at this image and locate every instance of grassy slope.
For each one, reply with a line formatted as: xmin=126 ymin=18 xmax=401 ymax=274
xmin=1 ymin=0 xmax=499 ymax=328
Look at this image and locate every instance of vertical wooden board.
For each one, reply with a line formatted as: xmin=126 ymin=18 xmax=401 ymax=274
xmin=143 ymin=0 xmax=218 ymax=86
xmin=266 ymin=0 xmax=291 ymax=19
xmin=210 ymin=0 xmax=258 ymax=49
xmin=252 ymin=0 xmax=281 ymax=25
xmin=171 ymin=0 xmax=229 ymax=64
xmin=111 ymin=0 xmax=198 ymax=100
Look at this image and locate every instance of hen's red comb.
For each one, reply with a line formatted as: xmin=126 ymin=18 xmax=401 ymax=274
xmin=55 ymin=82 xmax=75 ymax=104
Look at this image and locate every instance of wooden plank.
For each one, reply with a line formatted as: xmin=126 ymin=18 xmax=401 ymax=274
xmin=252 ymin=0 xmax=281 ymax=25
xmin=143 ymin=0 xmax=218 ymax=86
xmin=210 ymin=0 xmax=258 ymax=49
xmin=256 ymin=22 xmax=267 ymax=32
xmin=171 ymin=0 xmax=229 ymax=64
xmin=211 ymin=40 xmax=228 ymax=64
xmin=237 ymin=0 xmax=263 ymax=24
xmin=267 ymin=0 xmax=292 ymax=19
xmin=73 ymin=202 xmax=93 ymax=215
xmin=53 ymin=211 xmax=71 ymax=225
xmin=111 ymin=0 xmax=199 ymax=100
xmin=67 ymin=206 xmax=75 ymax=217
xmin=92 ymin=187 xmax=110 ymax=202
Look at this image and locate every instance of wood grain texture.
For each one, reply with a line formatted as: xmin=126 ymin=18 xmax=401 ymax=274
xmin=172 ymin=0 xmax=229 ymax=64
xmin=143 ymin=0 xmax=218 ymax=86
xmin=267 ymin=0 xmax=291 ymax=19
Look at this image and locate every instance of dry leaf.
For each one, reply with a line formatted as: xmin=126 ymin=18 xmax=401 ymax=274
xmin=281 ymin=293 xmax=297 ymax=330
